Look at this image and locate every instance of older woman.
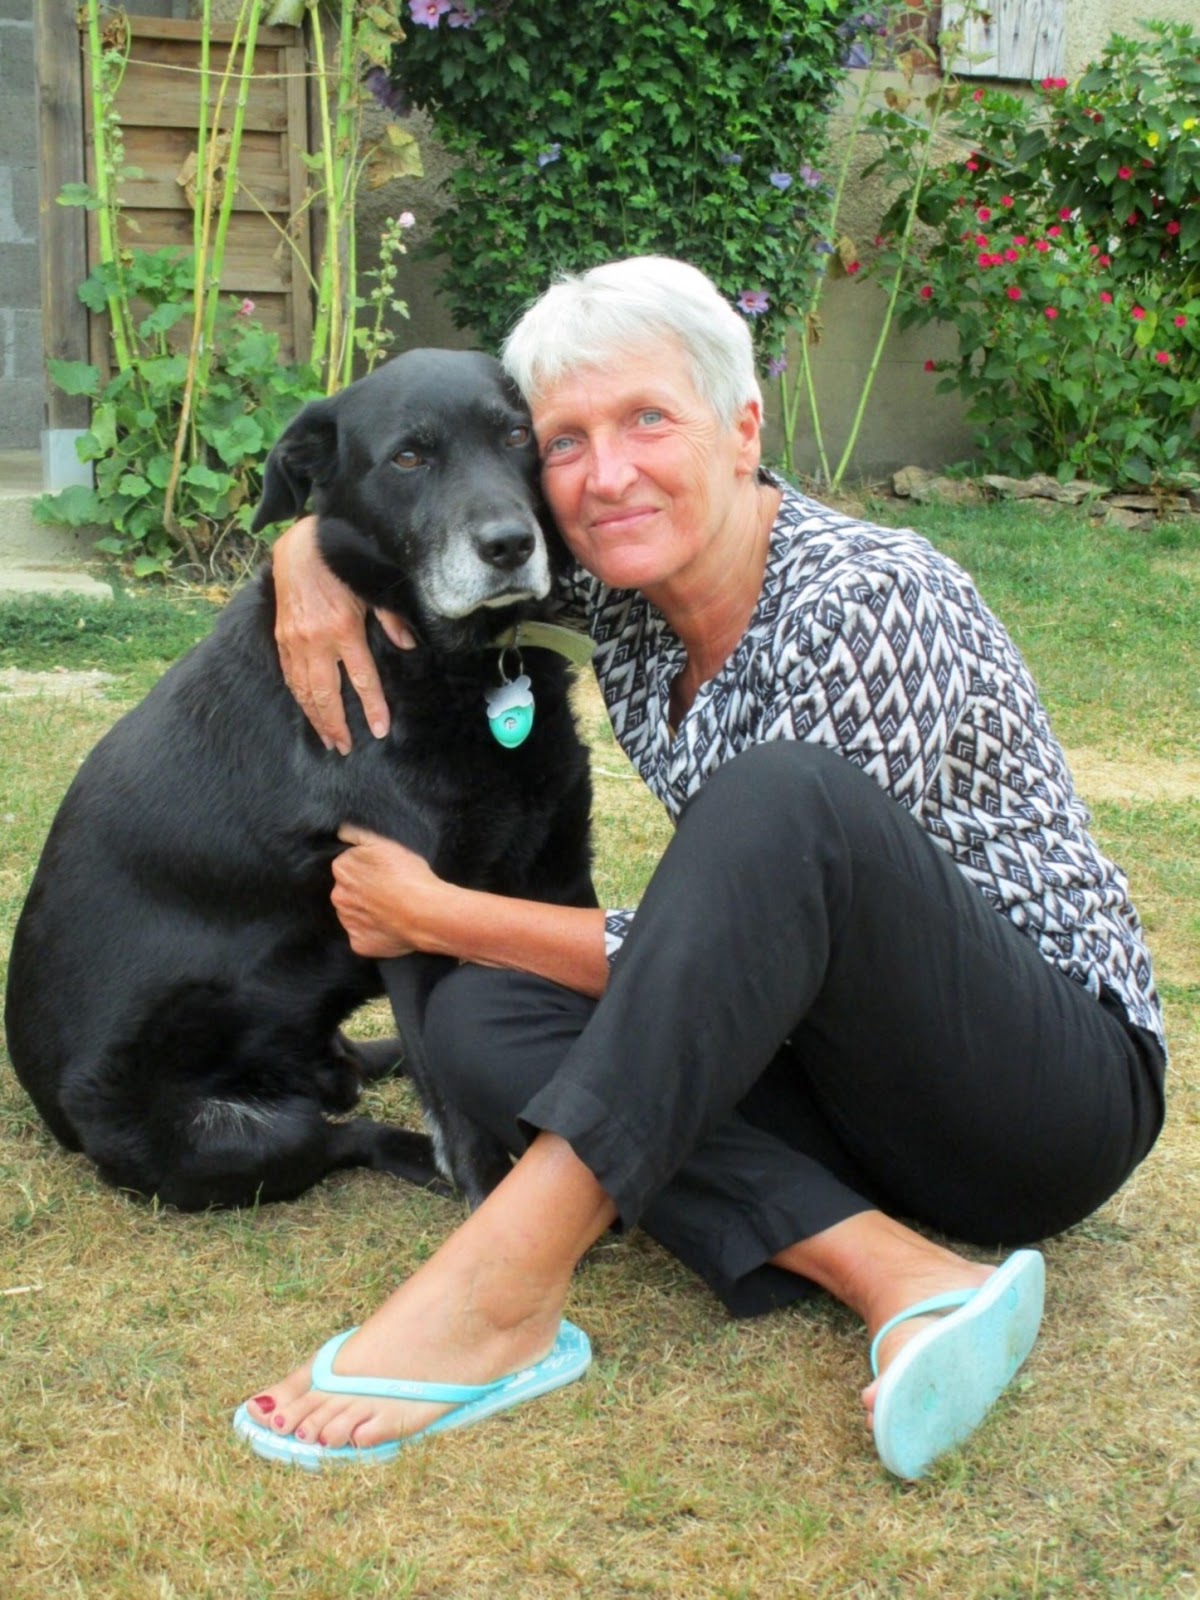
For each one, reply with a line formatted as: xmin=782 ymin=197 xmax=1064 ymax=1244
xmin=234 ymin=257 xmax=1165 ymax=1479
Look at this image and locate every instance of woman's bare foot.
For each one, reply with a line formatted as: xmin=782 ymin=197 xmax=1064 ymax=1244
xmin=769 ymin=1211 xmax=994 ymax=1432
xmin=242 ymin=1133 xmax=616 ymax=1451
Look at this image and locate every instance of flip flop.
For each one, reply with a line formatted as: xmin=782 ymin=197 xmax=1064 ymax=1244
xmin=232 ymin=1318 xmax=592 ymax=1470
xmin=869 ymin=1249 xmax=1045 ymax=1481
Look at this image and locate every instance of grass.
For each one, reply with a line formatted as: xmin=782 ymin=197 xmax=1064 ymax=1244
xmin=1 ymin=502 xmax=1197 ymax=1598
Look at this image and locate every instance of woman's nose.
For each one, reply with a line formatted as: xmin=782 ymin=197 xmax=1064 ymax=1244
xmin=586 ymin=432 xmax=637 ymax=497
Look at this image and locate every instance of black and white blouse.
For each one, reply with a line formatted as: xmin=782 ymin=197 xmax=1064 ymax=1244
xmin=557 ymin=475 xmax=1165 ymax=1053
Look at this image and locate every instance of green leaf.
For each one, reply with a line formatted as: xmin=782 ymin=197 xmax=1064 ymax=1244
xmin=32 ymin=485 xmax=101 ymax=527
xmin=47 ymin=359 xmax=101 ymax=398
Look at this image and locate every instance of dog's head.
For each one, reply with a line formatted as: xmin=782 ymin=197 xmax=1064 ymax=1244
xmin=253 ymin=349 xmax=562 ymax=650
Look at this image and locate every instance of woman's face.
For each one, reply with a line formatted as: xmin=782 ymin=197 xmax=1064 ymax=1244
xmin=530 ymin=338 xmax=761 ymax=596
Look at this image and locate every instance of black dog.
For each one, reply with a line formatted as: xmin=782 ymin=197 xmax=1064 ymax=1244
xmin=4 ymin=349 xmax=594 ymax=1210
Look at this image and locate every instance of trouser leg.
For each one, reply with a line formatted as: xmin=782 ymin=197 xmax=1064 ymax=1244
xmin=424 ymin=743 xmax=1164 ymax=1315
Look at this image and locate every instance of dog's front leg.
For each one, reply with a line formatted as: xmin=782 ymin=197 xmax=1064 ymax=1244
xmin=379 ymin=954 xmax=512 ymax=1208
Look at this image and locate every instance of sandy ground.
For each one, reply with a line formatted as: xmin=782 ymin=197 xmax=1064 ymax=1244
xmin=1 ymin=669 xmax=1195 ymax=807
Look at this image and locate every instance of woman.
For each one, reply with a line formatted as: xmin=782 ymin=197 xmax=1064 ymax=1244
xmin=234 ymin=257 xmax=1166 ymax=1479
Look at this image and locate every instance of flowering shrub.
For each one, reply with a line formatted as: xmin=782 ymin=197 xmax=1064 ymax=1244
xmin=381 ymin=0 xmax=853 ymax=357
xmin=871 ymin=20 xmax=1200 ymax=487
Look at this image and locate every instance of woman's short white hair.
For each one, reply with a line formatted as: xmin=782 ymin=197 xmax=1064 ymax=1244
xmin=500 ymin=256 xmax=762 ymax=427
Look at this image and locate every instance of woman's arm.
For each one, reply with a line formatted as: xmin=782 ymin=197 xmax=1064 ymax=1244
xmin=272 ymin=515 xmax=400 ymax=754
xmin=333 ymin=825 xmax=610 ymax=999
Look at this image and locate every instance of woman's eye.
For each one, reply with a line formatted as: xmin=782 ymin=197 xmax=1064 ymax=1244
xmin=506 ymin=424 xmax=531 ymax=447
xmin=638 ymin=408 xmax=665 ymax=426
xmin=393 ymin=448 xmax=424 ymax=470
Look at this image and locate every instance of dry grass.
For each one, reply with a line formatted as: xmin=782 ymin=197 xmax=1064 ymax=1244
xmin=1 ymin=534 xmax=1198 ymax=1598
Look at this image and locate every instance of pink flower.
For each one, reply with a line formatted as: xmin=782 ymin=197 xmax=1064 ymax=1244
xmin=974 ymin=233 xmax=989 ymax=246
xmin=1004 ymin=249 xmax=1019 ymax=263
xmin=924 ymin=358 xmax=937 ymax=371
xmin=1034 ymin=240 xmax=1051 ymax=253
xmin=1098 ymin=253 xmax=1111 ymax=266
xmin=973 ymin=89 xmax=984 ymax=102
xmin=397 ymin=211 xmax=416 ymax=229
xmin=1058 ymin=207 xmax=1072 ymax=220
xmin=1047 ymin=225 xmax=1062 ymax=237
xmin=1007 ymin=286 xmax=1022 ymax=300
xmin=1013 ymin=235 xmax=1029 ymax=246
xmin=236 ymin=298 xmax=255 ymax=317
xmin=1044 ymin=307 xmax=1058 ymax=320
xmin=1001 ymin=195 xmax=1014 ymax=208
xmin=1166 ymin=220 xmax=1181 ymax=236
xmin=1131 ymin=306 xmax=1146 ymax=320
xmin=1100 ymin=292 xmax=1114 ymax=304
xmin=1118 ymin=166 xmax=1133 ymax=180
xmin=737 ymin=289 xmax=769 ymax=316
xmin=846 ymin=260 xmax=861 ymax=275
xmin=1154 ymin=351 xmax=1170 ymax=365
xmin=919 ymin=285 xmax=934 ymax=299
xmin=409 ymin=0 xmax=452 ymax=25
xmin=1040 ymin=76 xmax=1068 ymax=91
xmin=1174 ymin=315 xmax=1188 ymax=328
xmin=966 ymin=159 xmax=980 ymax=172
xmin=977 ymin=253 xmax=993 ymax=269
xmin=977 ymin=206 xmax=992 ymax=221
xmin=1127 ymin=212 xmax=1139 ymax=226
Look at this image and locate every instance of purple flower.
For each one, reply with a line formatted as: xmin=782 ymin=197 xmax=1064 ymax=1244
xmin=767 ymin=354 xmax=788 ymax=377
xmin=737 ymin=289 xmax=770 ymax=316
xmin=409 ymin=0 xmax=452 ymax=27
xmin=798 ymin=164 xmax=822 ymax=189
xmin=769 ymin=170 xmax=793 ymax=191
xmin=719 ymin=152 xmax=743 ymax=167
xmin=814 ymin=240 xmax=834 ymax=255
xmin=536 ymin=143 xmax=562 ymax=168
xmin=364 ymin=66 xmax=409 ymax=118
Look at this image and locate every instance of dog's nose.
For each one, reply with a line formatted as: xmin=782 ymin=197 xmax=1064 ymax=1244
xmin=477 ymin=523 xmax=537 ymax=572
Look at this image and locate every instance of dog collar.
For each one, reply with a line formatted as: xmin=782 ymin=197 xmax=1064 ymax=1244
xmin=489 ymin=620 xmax=595 ymax=666
xmin=483 ymin=621 xmax=593 ymax=750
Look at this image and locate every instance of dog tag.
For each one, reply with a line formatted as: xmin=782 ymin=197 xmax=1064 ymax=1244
xmin=484 ymin=673 xmax=534 ymax=749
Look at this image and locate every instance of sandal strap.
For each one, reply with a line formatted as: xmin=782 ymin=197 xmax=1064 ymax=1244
xmin=311 ymin=1329 xmax=513 ymax=1405
xmin=869 ymin=1289 xmax=977 ymax=1378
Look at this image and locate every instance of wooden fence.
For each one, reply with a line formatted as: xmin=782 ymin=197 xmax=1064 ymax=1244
xmin=75 ymin=14 xmax=313 ymax=372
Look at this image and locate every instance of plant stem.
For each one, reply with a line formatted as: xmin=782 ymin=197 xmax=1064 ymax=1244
xmin=83 ymin=0 xmax=135 ymax=372
xmin=830 ymin=81 xmax=948 ymax=489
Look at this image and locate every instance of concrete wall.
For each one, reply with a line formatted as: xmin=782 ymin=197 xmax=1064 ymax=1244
xmin=0 ymin=0 xmax=40 ymax=451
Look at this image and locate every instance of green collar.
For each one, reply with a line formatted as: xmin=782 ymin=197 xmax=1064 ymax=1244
xmin=491 ymin=619 xmax=595 ymax=666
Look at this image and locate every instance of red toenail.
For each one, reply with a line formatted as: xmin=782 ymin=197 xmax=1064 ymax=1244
xmin=295 ymin=1428 xmax=306 ymax=1440
xmin=273 ymin=1414 xmax=287 ymax=1429
xmin=253 ymin=1396 xmax=274 ymax=1410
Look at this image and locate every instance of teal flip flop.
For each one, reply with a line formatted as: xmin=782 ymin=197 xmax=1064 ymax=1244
xmin=232 ymin=1318 xmax=592 ymax=1470
xmin=870 ymin=1249 xmax=1045 ymax=1480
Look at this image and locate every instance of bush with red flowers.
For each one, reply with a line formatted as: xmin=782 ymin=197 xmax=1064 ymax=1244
xmin=869 ymin=20 xmax=1200 ymax=487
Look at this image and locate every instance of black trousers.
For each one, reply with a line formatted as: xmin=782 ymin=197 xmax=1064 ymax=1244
xmin=424 ymin=744 xmax=1166 ymax=1316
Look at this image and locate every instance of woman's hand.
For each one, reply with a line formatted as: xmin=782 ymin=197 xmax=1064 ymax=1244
xmin=331 ymin=825 xmax=443 ymax=958
xmin=272 ymin=515 xmax=391 ymax=755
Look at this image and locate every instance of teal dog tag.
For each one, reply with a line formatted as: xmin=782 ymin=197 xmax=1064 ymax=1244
xmin=484 ymin=673 xmax=534 ymax=749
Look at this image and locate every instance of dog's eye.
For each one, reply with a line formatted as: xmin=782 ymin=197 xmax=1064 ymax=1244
xmin=506 ymin=425 xmax=531 ymax=448
xmin=393 ymin=448 xmax=425 ymax=470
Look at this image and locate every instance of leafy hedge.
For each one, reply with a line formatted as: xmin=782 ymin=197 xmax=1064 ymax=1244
xmin=390 ymin=0 xmax=855 ymax=356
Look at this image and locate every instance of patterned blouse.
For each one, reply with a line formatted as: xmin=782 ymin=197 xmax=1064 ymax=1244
xmin=557 ymin=474 xmax=1165 ymax=1053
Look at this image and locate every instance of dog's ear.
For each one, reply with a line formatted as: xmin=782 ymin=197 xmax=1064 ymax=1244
xmin=252 ymin=398 xmax=339 ymax=533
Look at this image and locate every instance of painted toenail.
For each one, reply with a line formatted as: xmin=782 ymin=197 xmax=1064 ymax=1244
xmin=295 ymin=1428 xmax=307 ymax=1440
xmin=273 ymin=1414 xmax=287 ymax=1429
xmin=253 ymin=1395 xmax=275 ymax=1411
